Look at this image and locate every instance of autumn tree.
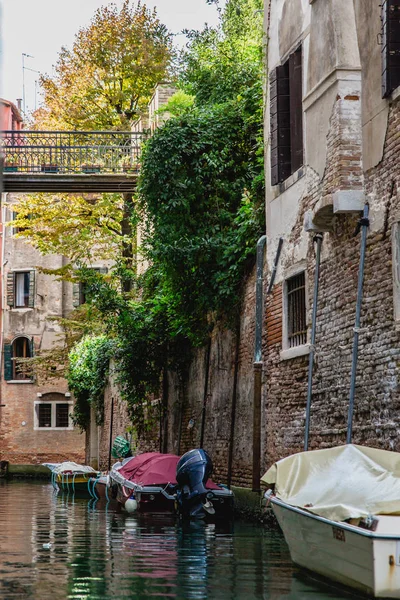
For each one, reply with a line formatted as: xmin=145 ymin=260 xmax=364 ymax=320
xmin=34 ymin=1 xmax=174 ymax=130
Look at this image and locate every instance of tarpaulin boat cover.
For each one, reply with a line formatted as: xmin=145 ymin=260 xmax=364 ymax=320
xmin=261 ymin=444 xmax=400 ymax=522
xmin=43 ymin=462 xmax=97 ymax=474
xmin=118 ymin=452 xmax=220 ymax=489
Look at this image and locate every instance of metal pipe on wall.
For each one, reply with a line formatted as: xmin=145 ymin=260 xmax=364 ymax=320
xmin=108 ymin=396 xmax=114 ymax=471
xmin=199 ymin=337 xmax=212 ymax=449
xmin=253 ymin=235 xmax=267 ymax=492
xmin=304 ymin=233 xmax=323 ymax=451
xmin=347 ymin=204 xmax=370 ymax=444
xmin=227 ymin=319 xmax=241 ymax=489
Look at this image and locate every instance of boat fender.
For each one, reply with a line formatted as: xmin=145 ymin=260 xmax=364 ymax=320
xmin=125 ymin=496 xmax=138 ymax=513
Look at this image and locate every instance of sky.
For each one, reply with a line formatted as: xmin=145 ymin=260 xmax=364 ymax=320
xmin=0 ymin=0 xmax=225 ymax=115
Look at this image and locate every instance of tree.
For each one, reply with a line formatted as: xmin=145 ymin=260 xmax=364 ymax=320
xmin=35 ymin=1 xmax=174 ymax=130
xmin=11 ymin=192 xmax=125 ymax=265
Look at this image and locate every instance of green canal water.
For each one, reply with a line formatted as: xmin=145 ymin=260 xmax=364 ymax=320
xmin=0 ymin=481 xmax=358 ymax=600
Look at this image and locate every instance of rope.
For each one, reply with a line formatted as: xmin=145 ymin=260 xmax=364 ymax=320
xmin=105 ymin=482 xmax=109 ymax=502
xmin=92 ymin=476 xmax=100 ymax=501
xmin=72 ymin=472 xmax=77 ymax=495
xmin=87 ymin=475 xmax=94 ymax=499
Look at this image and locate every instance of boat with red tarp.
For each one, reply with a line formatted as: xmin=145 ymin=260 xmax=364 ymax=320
xmin=103 ymin=449 xmax=234 ymax=519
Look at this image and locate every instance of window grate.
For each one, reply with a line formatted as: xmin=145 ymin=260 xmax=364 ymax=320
xmin=56 ymin=404 xmax=70 ymax=428
xmin=287 ymin=272 xmax=307 ymax=348
xmin=38 ymin=404 xmax=52 ymax=428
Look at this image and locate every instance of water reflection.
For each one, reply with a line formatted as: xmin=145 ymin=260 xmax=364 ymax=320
xmin=0 ymin=481 xmax=358 ymax=599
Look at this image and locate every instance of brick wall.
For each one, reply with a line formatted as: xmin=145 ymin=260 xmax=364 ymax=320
xmin=262 ymin=94 xmax=400 ymax=469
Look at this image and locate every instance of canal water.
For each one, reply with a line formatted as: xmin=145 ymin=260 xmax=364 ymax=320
xmin=0 ymin=481 xmax=358 ymax=600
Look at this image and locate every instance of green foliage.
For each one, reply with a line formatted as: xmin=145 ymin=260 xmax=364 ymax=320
xmin=156 ymin=91 xmax=195 ymax=117
xmin=35 ymin=1 xmax=174 ymax=130
xmin=67 ymin=335 xmax=113 ymax=430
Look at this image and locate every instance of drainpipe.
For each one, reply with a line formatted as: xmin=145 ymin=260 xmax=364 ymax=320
xmin=0 ymin=196 xmax=7 ymax=415
xmin=347 ymin=204 xmax=370 ymax=444
xmin=253 ymin=235 xmax=267 ymax=492
xmin=227 ymin=317 xmax=241 ymax=488
xmin=199 ymin=337 xmax=211 ymax=449
xmin=107 ymin=396 xmax=114 ymax=471
xmin=304 ymin=233 xmax=323 ymax=451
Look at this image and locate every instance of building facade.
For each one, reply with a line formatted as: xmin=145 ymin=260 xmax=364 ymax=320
xmin=262 ymin=0 xmax=400 ymax=465
xmin=0 ymin=192 xmax=86 ymax=464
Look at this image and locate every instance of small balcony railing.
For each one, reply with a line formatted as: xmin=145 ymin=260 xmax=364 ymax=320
xmin=0 ymin=130 xmax=147 ymax=175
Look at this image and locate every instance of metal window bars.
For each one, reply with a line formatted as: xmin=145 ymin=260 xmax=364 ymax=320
xmin=287 ymin=272 xmax=307 ymax=348
xmin=0 ymin=130 xmax=147 ymax=174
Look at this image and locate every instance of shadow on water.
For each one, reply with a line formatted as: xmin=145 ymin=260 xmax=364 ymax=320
xmin=0 ymin=481 xmax=364 ymax=599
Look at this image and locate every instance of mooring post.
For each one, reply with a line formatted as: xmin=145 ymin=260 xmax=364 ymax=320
xmin=347 ymin=204 xmax=370 ymax=444
xmin=304 ymin=233 xmax=323 ymax=451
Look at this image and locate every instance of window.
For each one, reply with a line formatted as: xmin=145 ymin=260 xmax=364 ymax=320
xmin=381 ymin=0 xmax=400 ymax=98
xmin=34 ymin=397 xmax=73 ymax=430
xmin=270 ymin=46 xmax=303 ymax=185
xmin=3 ymin=336 xmax=33 ymax=381
xmin=286 ymin=272 xmax=307 ymax=348
xmin=72 ymin=267 xmax=108 ymax=307
xmin=7 ymin=270 xmax=35 ymax=308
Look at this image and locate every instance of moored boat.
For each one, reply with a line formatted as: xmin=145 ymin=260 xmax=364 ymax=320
xmin=110 ymin=448 xmax=234 ymax=520
xmin=262 ymin=444 xmax=400 ymax=598
xmin=44 ymin=462 xmax=100 ymax=497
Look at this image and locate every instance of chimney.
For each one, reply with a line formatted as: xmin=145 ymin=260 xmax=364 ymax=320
xmin=16 ymin=99 xmax=22 ymax=112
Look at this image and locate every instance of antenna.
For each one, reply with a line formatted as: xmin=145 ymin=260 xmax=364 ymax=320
xmin=22 ymin=53 xmax=34 ymax=115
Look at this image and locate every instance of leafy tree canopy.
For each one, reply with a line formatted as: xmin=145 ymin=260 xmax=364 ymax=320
xmin=35 ymin=1 xmax=174 ymax=130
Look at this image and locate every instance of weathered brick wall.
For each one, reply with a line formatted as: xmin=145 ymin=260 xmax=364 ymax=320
xmin=95 ymin=269 xmax=257 ymax=486
xmin=262 ymin=95 xmax=400 ymax=469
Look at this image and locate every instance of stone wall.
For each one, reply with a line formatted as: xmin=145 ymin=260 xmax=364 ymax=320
xmin=94 ymin=269 xmax=258 ymax=487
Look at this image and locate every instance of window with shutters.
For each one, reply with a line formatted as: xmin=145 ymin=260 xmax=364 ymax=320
xmin=34 ymin=399 xmax=73 ymax=430
xmin=3 ymin=336 xmax=34 ymax=381
xmin=270 ymin=46 xmax=303 ymax=185
xmin=381 ymin=0 xmax=400 ymax=98
xmin=285 ymin=271 xmax=307 ymax=348
xmin=7 ymin=270 xmax=35 ymax=308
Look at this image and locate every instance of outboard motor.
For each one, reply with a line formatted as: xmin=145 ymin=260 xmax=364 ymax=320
xmin=176 ymin=449 xmax=215 ymax=519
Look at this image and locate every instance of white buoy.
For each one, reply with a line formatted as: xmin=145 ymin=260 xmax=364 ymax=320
xmin=124 ymin=497 xmax=138 ymax=513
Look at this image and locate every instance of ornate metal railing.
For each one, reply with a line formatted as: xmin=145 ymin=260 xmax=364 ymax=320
xmin=0 ymin=130 xmax=147 ymax=175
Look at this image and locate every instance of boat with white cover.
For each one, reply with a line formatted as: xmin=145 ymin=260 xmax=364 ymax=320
xmin=262 ymin=444 xmax=400 ymax=598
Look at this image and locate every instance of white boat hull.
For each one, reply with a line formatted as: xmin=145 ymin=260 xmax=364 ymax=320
xmin=270 ymin=496 xmax=400 ymax=598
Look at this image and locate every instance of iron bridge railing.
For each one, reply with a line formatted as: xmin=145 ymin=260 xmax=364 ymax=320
xmin=0 ymin=130 xmax=147 ymax=175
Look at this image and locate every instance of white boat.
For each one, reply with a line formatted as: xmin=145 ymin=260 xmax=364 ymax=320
xmin=262 ymin=445 xmax=400 ymax=598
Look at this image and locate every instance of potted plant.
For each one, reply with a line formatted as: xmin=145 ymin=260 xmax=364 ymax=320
xmin=41 ymin=163 xmax=59 ymax=173
xmin=81 ymin=162 xmax=103 ymax=174
xmin=119 ymin=157 xmax=140 ymax=173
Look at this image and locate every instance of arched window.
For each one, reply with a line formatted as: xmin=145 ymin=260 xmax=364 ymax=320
xmin=4 ymin=336 xmax=33 ymax=381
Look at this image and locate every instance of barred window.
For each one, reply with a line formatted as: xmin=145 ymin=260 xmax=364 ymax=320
xmin=34 ymin=399 xmax=72 ymax=430
xmin=286 ymin=272 xmax=307 ymax=347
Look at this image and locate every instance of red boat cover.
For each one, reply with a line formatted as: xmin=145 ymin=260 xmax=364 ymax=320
xmin=118 ymin=452 xmax=220 ymax=489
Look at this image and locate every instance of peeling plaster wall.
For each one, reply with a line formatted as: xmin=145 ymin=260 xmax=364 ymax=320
xmin=262 ymin=0 xmax=399 ymax=468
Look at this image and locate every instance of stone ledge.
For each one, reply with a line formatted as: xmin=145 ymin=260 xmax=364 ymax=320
xmin=6 ymin=464 xmax=51 ymax=479
xmin=333 ymin=190 xmax=364 ymax=213
xmin=280 ymin=344 xmax=310 ymax=361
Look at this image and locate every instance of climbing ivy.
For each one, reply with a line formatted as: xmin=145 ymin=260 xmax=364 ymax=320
xmin=68 ymin=0 xmax=265 ymax=430
xmin=67 ymin=335 xmax=113 ymax=430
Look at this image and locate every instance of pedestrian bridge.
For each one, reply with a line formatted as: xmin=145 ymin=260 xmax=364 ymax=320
xmin=1 ymin=130 xmax=147 ymax=193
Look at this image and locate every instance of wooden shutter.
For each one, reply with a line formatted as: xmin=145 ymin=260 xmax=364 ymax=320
xmin=28 ymin=271 xmax=35 ymax=308
xmin=289 ymin=47 xmax=304 ymax=172
xmin=29 ymin=338 xmax=34 ymax=358
xmin=4 ymin=344 xmax=13 ymax=381
xmin=6 ymin=273 xmax=14 ymax=307
xmin=382 ymin=0 xmax=400 ymax=97
xmin=270 ymin=64 xmax=291 ymax=185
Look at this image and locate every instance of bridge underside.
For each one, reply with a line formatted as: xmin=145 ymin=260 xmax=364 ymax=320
xmin=3 ymin=173 xmax=139 ymax=194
